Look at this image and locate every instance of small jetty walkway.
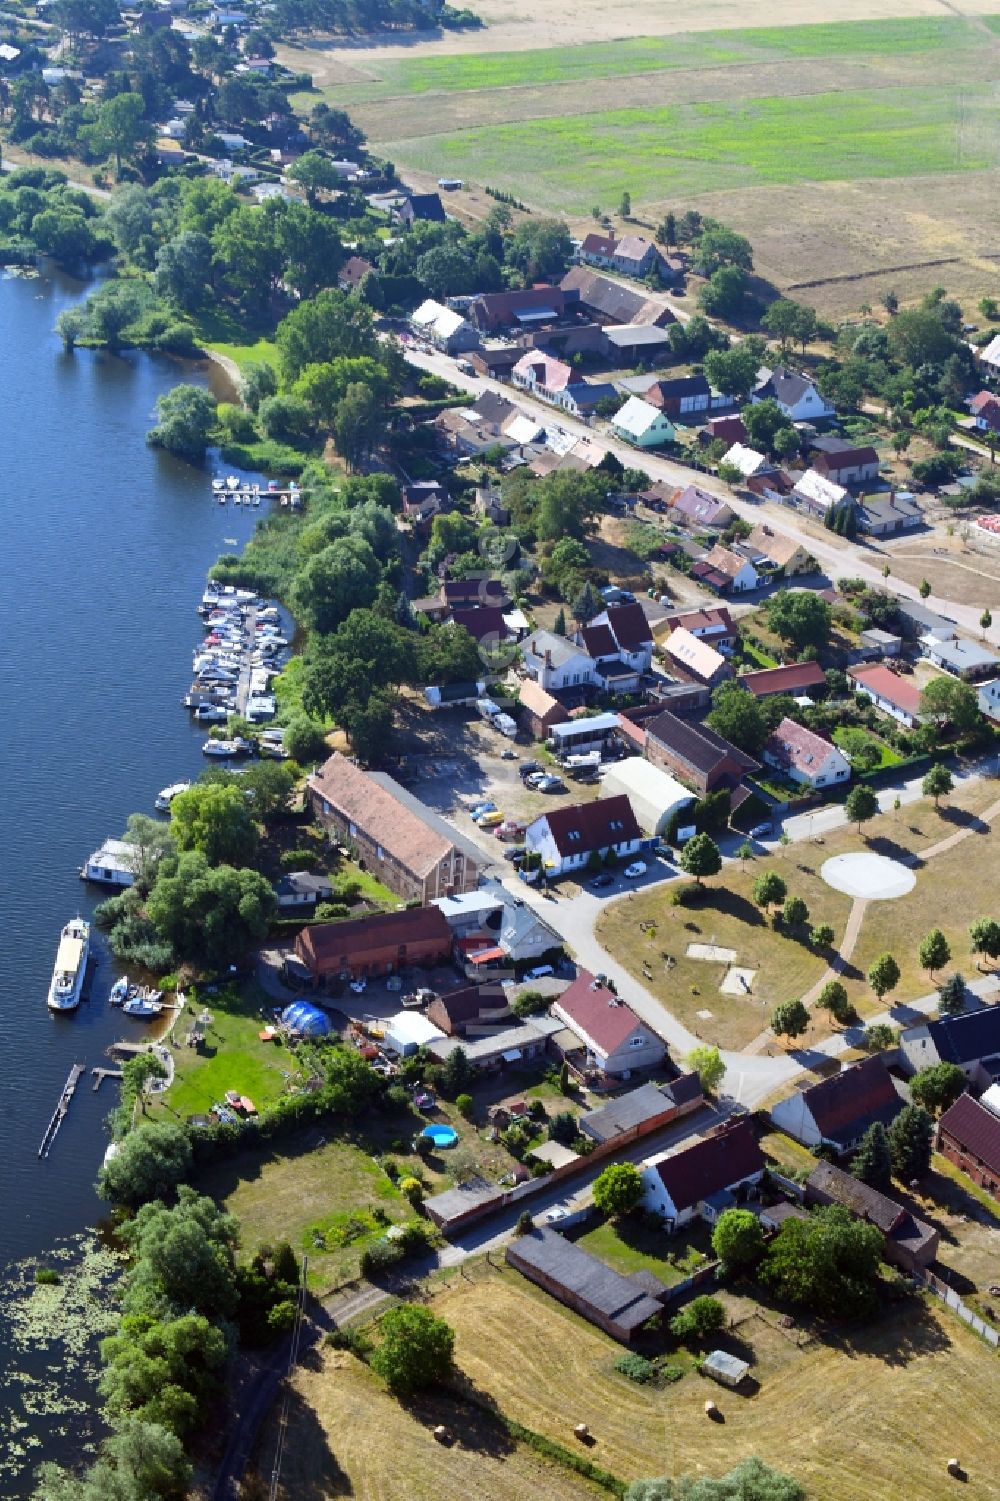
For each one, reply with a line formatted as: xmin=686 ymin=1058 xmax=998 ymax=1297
xmin=38 ymin=1064 xmax=85 ymax=1158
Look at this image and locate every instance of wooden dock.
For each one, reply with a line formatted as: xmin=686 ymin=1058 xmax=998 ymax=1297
xmin=109 ymin=1040 xmax=154 ymax=1058
xmin=38 ymin=1064 xmax=85 ymax=1159
xmin=235 ymin=603 xmax=258 ymax=716
xmin=92 ymin=1067 xmax=123 ymax=1091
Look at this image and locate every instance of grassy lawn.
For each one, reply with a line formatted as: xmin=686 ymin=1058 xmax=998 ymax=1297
xmin=838 ymin=782 xmax=1000 ymax=1015
xmin=209 ymin=337 xmax=280 ymax=372
xmin=575 ymin=1217 xmax=713 ymax=1286
xmin=929 ymin=1153 xmax=1000 ymax=1227
xmin=426 ymin=1270 xmax=1000 ymax=1499
xmin=149 ymin=984 xmax=308 ymax=1121
xmin=759 ymin=1129 xmax=820 ymax=1177
xmin=832 ymin=727 xmax=904 ymax=771
xmin=326 ymin=16 xmax=981 ymax=103
xmin=197 ymin=1134 xmax=416 ymax=1291
xmin=596 ymin=846 xmax=852 ymax=1048
xmin=739 ymin=641 xmax=779 ymax=670
xmin=380 ymin=85 xmax=997 ymax=214
xmin=251 ymin=1341 xmax=608 ymax=1501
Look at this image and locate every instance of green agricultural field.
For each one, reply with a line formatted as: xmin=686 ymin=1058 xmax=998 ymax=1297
xmin=327 ymin=16 xmax=987 ymax=103
xmin=381 ymin=85 xmax=998 ymax=214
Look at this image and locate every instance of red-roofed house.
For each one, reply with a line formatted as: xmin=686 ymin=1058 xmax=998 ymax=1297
xmin=587 ymin=602 xmax=655 ymax=671
xmin=552 ymin=969 xmax=666 ymax=1077
xmin=969 ymin=390 xmax=1000 ymax=434
xmin=762 ymin=717 xmax=850 ymax=790
xmin=742 ymin=662 xmax=827 ymax=700
xmin=770 ymin=1056 xmax=904 ymax=1152
xmin=641 ymin=1121 xmax=765 ymax=1230
xmin=660 ymin=606 xmax=737 ymax=648
xmin=525 ymin=794 xmax=643 ymax=879
xmin=849 ymin=664 xmax=924 ymax=728
xmin=937 ymin=1094 xmax=1000 ymax=1201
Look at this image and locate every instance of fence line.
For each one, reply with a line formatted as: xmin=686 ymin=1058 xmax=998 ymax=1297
xmin=922 ymin=1272 xmax=1000 ymax=1349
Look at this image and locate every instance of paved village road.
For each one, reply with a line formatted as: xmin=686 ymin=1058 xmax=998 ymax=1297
xmin=403 ymin=347 xmax=1000 ymax=650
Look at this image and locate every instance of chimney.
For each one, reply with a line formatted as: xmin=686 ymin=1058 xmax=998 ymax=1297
xmin=544 ymin=650 xmax=553 ymax=669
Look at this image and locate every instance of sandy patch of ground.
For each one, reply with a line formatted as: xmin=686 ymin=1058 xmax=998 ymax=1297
xmin=821 ymin=851 xmax=917 ymax=899
xmin=687 ymin=943 xmax=739 ymax=962
xmin=719 ymin=965 xmax=758 ymax=995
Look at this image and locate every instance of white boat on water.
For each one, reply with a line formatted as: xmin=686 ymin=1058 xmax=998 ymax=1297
xmin=123 ymin=990 xmax=163 ymax=1018
xmin=47 ymin=918 xmax=90 ymax=1012
xmin=203 ymin=739 xmax=240 ymax=757
xmin=109 ymin=976 xmax=129 ymax=1006
xmin=155 ymin=781 xmax=191 ymax=812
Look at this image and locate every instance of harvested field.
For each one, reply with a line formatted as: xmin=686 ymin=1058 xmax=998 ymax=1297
xmin=252 ymin=1343 xmax=607 ymax=1501
xmin=427 ymin=1267 xmax=1000 ymax=1499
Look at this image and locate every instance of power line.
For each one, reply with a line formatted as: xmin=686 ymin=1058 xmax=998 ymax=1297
xmin=268 ymin=1253 xmax=309 ymax=1501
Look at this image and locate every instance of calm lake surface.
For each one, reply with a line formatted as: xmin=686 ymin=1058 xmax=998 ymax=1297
xmin=0 ymin=268 xmax=267 ymax=1488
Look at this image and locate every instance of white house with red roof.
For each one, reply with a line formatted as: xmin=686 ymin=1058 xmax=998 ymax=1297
xmin=969 ymin=390 xmax=1000 ymax=433
xmin=525 ymin=793 xmax=643 ymax=879
xmin=641 ymin=1120 xmax=765 ymax=1230
xmin=552 ymin=968 xmax=666 ymax=1078
xmin=762 ymin=717 xmax=850 ymax=790
xmin=848 ymin=664 xmax=924 ymax=728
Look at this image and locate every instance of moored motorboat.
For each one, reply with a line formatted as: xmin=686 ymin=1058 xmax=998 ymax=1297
xmin=109 ymin=976 xmax=128 ymax=1007
xmin=123 ymin=992 xmax=163 ymax=1018
xmin=155 ymin=780 xmax=191 ymax=812
xmin=47 ymin=918 xmax=90 ymax=1013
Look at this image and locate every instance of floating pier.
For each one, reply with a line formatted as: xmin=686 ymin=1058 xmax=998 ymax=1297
xmin=38 ymin=1064 xmax=85 ymax=1159
xmin=92 ymin=1067 xmax=124 ymax=1091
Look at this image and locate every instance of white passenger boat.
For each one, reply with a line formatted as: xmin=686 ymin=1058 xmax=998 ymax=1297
xmin=109 ymin=976 xmax=129 ymax=1006
xmin=47 ymin=918 xmax=90 ymax=1012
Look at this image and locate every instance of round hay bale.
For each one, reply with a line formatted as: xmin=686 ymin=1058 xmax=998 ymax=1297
xmin=574 ymin=1423 xmax=590 ymax=1441
xmin=704 ymin=1400 xmax=719 ymax=1417
xmin=946 ymin=1459 xmax=962 ymax=1477
xmin=433 ymin=1426 xmax=452 ymax=1445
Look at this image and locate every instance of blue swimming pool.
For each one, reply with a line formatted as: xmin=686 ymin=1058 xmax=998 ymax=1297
xmin=420 ymin=1124 xmax=459 ymax=1148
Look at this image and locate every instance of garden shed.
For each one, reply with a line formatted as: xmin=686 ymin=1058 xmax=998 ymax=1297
xmin=702 ymin=1349 xmax=750 ymax=1389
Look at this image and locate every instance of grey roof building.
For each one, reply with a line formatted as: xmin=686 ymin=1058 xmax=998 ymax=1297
xmin=921 ymin=636 xmax=1000 ymax=681
xmin=505 ymin=1228 xmax=667 ymax=1342
xmin=579 ymin=1076 xmax=703 ymax=1145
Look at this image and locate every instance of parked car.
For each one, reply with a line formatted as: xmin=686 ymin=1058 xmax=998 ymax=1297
xmin=526 ymin=964 xmax=554 ymax=980
xmin=589 ymin=873 xmax=614 ymax=890
xmin=501 ymin=749 xmax=518 ymax=760
xmin=470 ymin=800 xmax=497 ymax=819
xmin=495 ymin=821 xmax=526 ymax=840
xmin=543 ymin=1206 xmax=570 ymax=1225
xmin=624 ymin=861 xmax=647 ymax=878
xmin=519 ymin=760 xmax=543 ymax=779
xmin=750 ymin=822 xmax=774 ymax=839
xmin=478 ymin=809 xmax=505 ymax=828
xmin=524 ymin=772 xmax=548 ymax=788
xmin=503 ymin=845 xmax=527 ymax=862
xmin=536 ymin=775 xmax=566 ymax=793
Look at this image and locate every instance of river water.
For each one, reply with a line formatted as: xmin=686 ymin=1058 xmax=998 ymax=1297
xmin=0 ymin=268 xmax=267 ymax=1489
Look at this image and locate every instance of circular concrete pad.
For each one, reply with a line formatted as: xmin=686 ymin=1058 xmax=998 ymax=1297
xmin=821 ymin=852 xmax=916 ymax=901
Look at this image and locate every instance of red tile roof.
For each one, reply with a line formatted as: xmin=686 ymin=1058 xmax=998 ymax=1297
xmin=799 ymin=1057 xmax=903 ymax=1146
xmin=938 ymin=1093 xmax=1000 ymax=1178
xmin=663 ymin=606 xmax=736 ymax=639
xmin=604 ymin=602 xmax=653 ymax=652
xmin=295 ymin=905 xmax=451 ymax=971
xmin=654 ymin=1121 xmax=764 ymax=1213
xmin=580 ymin=623 xmax=618 ymax=658
xmin=742 ymin=662 xmax=826 ymax=698
xmin=537 ymin=794 xmax=642 ymax=859
xmin=764 ymin=717 xmax=842 ymax=777
xmin=555 ymin=969 xmax=650 ymax=1055
xmin=849 ymin=664 xmax=922 ymax=718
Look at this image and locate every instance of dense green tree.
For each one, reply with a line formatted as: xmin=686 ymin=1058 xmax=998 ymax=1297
xmin=592 ymin=1162 xmax=643 ymax=1218
xmin=888 ymin=1103 xmax=934 ymax=1181
xmin=283 ymin=713 xmax=330 ymax=764
xmin=303 ymin=608 xmax=415 ymax=720
xmin=845 ymin=784 xmax=878 ymax=834
xmin=292 ymin=534 xmax=381 ymax=633
xmin=145 ymin=851 xmax=275 ymax=967
xmin=240 ymin=361 xmax=278 ymax=413
xmin=154 ymin=230 xmax=213 ymax=312
xmin=691 ymin=226 xmax=753 ymax=276
xmin=678 ymin=832 xmax=722 ymax=885
xmin=863 ymin=1022 xmax=897 ymax=1053
xmin=370 ymin=1305 xmax=455 ymax=1396
xmin=867 ymin=951 xmax=900 ymax=1003
xmin=706 ymin=681 xmax=768 ymax=755
xmin=669 ymin=1294 xmax=726 ymax=1342
xmin=910 ymin=1061 xmax=966 ymax=1115
xmin=334 ymin=381 xmax=380 ymax=469
xmin=711 ymin=1208 xmax=765 ymax=1269
xmin=120 ymin=813 xmax=175 ymax=890
xmin=440 ymin=1045 xmax=473 ymax=1099
xmin=277 ymin=288 xmax=379 ymax=381
xmin=771 ymin=998 xmax=809 ymax=1039
xmin=147 ymin=384 xmax=216 ymax=459
xmin=100 ymin=1313 xmax=226 ymax=1437
xmin=937 ymin=972 xmax=967 ymax=1017
xmin=169 ymin=782 xmax=257 ymax=866
xmin=742 ymin=398 xmax=795 ymax=457
xmin=764 ymin=591 xmax=831 ymax=652
xmin=816 ymin=979 xmax=851 ymax=1024
xmin=886 ymin=305 xmax=959 ymax=367
xmin=625 ymin=1457 xmax=804 ymax=1501
xmin=762 ymin=1203 xmax=883 ymax=1317
xmin=87 ymin=92 xmax=151 ymax=178
xmin=782 ymin=895 xmax=809 ymax=929
xmin=685 ymin=1044 xmax=725 ymax=1094
xmin=762 ymin=298 xmax=817 ymax=353
xmin=918 ymin=927 xmax=950 ymax=978
xmin=752 ymin=870 xmax=787 ymax=915
xmin=970 ymin=917 xmax=1000 ymax=966
xmin=257 ymin=392 xmax=314 ymax=445
xmin=698 ymin=265 xmax=751 ymax=319
xmin=811 ymin=922 xmax=835 ymax=949
xmin=851 ymin=1121 xmax=893 ymax=1192
xmin=920 ymin=676 xmax=979 ymax=732
xmin=97 ymin=1122 xmax=192 ymax=1208
xmin=572 ymin=579 xmax=601 ymax=625
xmin=507 ymin=217 xmax=572 ymax=282
xmin=287 ymin=149 xmax=341 ymax=207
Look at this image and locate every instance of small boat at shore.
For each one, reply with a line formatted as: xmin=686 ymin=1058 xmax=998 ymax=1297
xmin=123 ymin=989 xmax=163 ymax=1018
xmin=155 ymin=781 xmax=190 ymax=812
xmin=47 ymin=918 xmax=90 ymax=1013
xmin=109 ymin=976 xmax=128 ymax=1007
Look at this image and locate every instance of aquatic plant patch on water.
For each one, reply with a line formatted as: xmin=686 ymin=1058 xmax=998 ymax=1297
xmin=0 ymin=1234 xmax=124 ymax=1492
